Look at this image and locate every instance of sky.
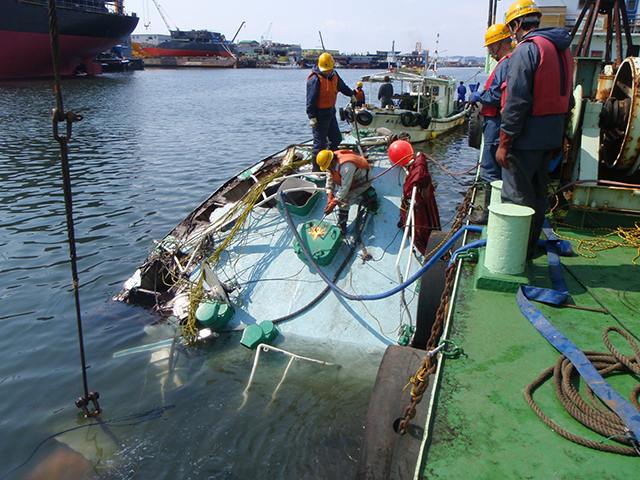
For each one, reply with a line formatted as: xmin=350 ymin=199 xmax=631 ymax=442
xmin=124 ymin=0 xmax=515 ymax=58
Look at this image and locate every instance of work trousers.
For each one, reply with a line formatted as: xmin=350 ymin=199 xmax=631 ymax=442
xmin=311 ymin=110 xmax=342 ymax=171
xmin=500 ymin=148 xmax=553 ymax=258
xmin=479 ymin=143 xmax=502 ymax=184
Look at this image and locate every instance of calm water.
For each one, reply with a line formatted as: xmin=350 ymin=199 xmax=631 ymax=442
xmin=0 ymin=67 xmax=485 ymax=479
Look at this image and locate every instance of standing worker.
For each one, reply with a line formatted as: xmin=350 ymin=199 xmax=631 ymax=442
xmin=306 ymin=53 xmax=356 ymax=171
xmin=496 ymin=0 xmax=574 ymax=259
xmin=378 ymin=76 xmax=394 ymax=108
xmin=316 ymin=149 xmax=375 ymax=234
xmin=468 ymin=24 xmax=513 ymax=224
xmin=456 ymin=81 xmax=467 ymax=105
xmin=354 ymin=81 xmax=365 ymax=107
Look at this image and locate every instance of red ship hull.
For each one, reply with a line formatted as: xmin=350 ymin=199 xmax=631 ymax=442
xmin=0 ymin=0 xmax=139 ymax=79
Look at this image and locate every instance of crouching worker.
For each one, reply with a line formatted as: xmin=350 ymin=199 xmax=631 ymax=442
xmin=317 ymin=149 xmax=376 ymax=234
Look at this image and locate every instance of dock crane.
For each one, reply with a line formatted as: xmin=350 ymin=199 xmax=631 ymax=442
xmin=150 ymin=0 xmax=179 ymax=33
xmin=230 ymin=21 xmax=245 ymax=43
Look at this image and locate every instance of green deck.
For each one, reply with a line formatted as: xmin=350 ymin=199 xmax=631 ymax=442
xmin=419 ymin=222 xmax=640 ymax=478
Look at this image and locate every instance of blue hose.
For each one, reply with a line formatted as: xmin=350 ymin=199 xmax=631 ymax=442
xmin=278 ymin=190 xmax=483 ymax=301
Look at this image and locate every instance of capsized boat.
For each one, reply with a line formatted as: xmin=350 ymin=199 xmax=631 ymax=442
xmin=357 ymin=0 xmax=640 ymax=477
xmin=340 ymin=69 xmax=471 ymax=143
xmin=114 ymin=134 xmax=445 ymax=353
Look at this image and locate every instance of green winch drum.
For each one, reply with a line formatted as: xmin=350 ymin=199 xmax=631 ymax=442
xmin=275 ymin=178 xmax=320 ymax=217
xmin=195 ymin=301 xmax=234 ymax=331
xmin=293 ymin=219 xmax=342 ymax=266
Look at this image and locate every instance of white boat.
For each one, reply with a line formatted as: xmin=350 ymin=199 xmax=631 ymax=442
xmin=114 ymin=134 xmax=446 ymax=353
xmin=340 ymin=69 xmax=472 ymax=143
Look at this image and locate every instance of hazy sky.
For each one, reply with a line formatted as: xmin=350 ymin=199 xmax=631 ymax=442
xmin=125 ymin=0 xmax=514 ymax=57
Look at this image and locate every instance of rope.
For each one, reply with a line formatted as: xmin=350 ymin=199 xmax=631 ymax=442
xmin=525 ymin=326 xmax=640 ymax=456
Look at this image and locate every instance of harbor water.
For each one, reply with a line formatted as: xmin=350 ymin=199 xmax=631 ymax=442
xmin=0 ymin=67 xmax=486 ymax=479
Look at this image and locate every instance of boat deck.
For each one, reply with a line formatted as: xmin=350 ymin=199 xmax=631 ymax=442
xmin=419 ymin=218 xmax=640 ymax=478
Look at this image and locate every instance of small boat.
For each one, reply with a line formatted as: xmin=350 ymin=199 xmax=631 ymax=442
xmin=341 ymin=69 xmax=471 ymax=143
xmin=115 ymin=134 xmax=443 ymax=353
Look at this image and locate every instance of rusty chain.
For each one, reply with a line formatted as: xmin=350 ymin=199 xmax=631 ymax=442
xmin=397 ymin=185 xmax=474 ymax=435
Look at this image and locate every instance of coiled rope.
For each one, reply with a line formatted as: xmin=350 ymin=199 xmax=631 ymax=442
xmin=525 ymin=325 xmax=640 ymax=456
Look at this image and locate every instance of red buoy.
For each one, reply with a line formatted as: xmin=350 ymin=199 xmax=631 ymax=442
xmin=388 ymin=140 xmax=414 ymax=166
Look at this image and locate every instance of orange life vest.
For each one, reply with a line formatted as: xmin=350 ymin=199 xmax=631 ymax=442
xmin=480 ymin=53 xmax=511 ymax=118
xmin=331 ymin=150 xmax=370 ymax=187
xmin=355 ymin=88 xmax=365 ymax=103
xmin=308 ymin=71 xmax=339 ymax=109
xmin=500 ymin=35 xmax=573 ymax=116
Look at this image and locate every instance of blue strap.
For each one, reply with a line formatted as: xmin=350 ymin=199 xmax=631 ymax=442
xmin=517 ymin=285 xmax=640 ymax=438
xmin=542 ymin=220 xmax=568 ymax=295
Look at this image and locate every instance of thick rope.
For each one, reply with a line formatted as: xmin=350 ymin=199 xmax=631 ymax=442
xmin=525 ymin=325 xmax=640 ymax=455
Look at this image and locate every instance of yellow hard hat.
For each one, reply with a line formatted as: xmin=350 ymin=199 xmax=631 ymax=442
xmin=316 ymin=150 xmax=334 ymax=171
xmin=357 ymin=81 xmax=363 ymax=87
xmin=318 ymin=53 xmax=335 ymax=72
xmin=505 ymin=0 xmax=541 ymax=25
xmin=483 ymin=24 xmax=510 ymax=47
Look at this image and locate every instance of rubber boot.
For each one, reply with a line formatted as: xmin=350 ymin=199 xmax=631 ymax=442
xmin=337 ymin=209 xmax=348 ymax=234
xmin=469 ymin=184 xmax=491 ymax=225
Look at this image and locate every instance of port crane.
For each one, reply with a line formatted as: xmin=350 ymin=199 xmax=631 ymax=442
xmin=150 ymin=0 xmax=179 ymax=32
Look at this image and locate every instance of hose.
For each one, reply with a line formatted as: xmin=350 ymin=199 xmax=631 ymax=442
xmin=278 ymin=188 xmax=483 ymax=301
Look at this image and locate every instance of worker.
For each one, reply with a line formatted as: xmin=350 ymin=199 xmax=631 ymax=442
xmin=456 ymin=81 xmax=467 ymax=106
xmin=306 ymin=53 xmax=356 ymax=171
xmin=496 ymin=0 xmax=574 ymax=259
xmin=317 ymin=149 xmax=375 ymax=234
xmin=467 ymin=24 xmax=513 ymax=224
xmin=378 ymin=76 xmax=394 ymax=108
xmin=354 ymin=81 xmax=365 ymax=107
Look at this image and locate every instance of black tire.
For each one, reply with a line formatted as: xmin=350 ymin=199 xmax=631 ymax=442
xmin=400 ymin=111 xmax=414 ymax=127
xmin=420 ymin=112 xmax=431 ymax=129
xmin=355 ymin=110 xmax=373 ymax=126
xmin=410 ymin=113 xmax=421 ymax=127
xmin=339 ymin=107 xmax=346 ymax=121
xmin=468 ymin=107 xmax=483 ymax=149
xmin=344 ymin=106 xmax=354 ymax=123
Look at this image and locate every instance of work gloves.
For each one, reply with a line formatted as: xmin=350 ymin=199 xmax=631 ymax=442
xmin=310 ymin=118 xmax=318 ymax=129
xmin=496 ymin=130 xmax=513 ymax=170
xmin=324 ymin=192 xmax=338 ymax=214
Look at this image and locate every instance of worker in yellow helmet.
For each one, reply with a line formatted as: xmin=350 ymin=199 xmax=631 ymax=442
xmin=497 ymin=0 xmax=574 ymax=258
xmin=467 ymin=24 xmax=513 ymax=224
xmin=306 ymin=53 xmax=357 ymax=171
xmin=316 ymin=149 xmax=374 ymax=234
xmin=354 ymin=81 xmax=365 ymax=107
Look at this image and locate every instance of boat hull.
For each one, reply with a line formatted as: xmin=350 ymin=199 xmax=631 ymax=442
xmin=351 ymin=107 xmax=470 ymax=142
xmin=139 ymin=44 xmax=233 ymax=58
xmin=0 ymin=1 xmax=139 ymax=79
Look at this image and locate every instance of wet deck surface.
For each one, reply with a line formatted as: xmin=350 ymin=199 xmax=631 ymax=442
xmin=420 ymin=224 xmax=640 ymax=478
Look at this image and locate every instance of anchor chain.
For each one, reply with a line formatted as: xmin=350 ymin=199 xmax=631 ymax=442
xmin=397 ymin=185 xmax=474 ymax=434
xmin=48 ymin=0 xmax=98 ymax=417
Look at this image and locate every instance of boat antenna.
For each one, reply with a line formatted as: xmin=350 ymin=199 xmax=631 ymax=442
xmin=319 ymin=31 xmax=326 ymax=51
xmin=231 ymin=21 xmax=245 ymax=43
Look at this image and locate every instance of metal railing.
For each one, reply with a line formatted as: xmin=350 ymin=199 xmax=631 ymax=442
xmin=20 ymin=0 xmax=126 ymax=15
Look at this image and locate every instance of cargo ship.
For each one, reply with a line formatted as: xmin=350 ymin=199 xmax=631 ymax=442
xmin=131 ymin=30 xmax=235 ymax=58
xmin=0 ymin=0 xmax=139 ymax=79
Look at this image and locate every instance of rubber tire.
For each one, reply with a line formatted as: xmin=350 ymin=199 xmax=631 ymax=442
xmin=410 ymin=113 xmax=422 ymax=127
xmin=400 ymin=111 xmax=414 ymax=127
xmin=420 ymin=112 xmax=431 ymax=129
xmin=339 ymin=107 xmax=346 ymax=122
xmin=468 ymin=107 xmax=483 ymax=149
xmin=355 ymin=110 xmax=373 ymax=126
xmin=344 ymin=106 xmax=354 ymax=123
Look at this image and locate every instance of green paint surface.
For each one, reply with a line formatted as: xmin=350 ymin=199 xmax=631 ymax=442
xmin=419 ymin=226 xmax=640 ymax=478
